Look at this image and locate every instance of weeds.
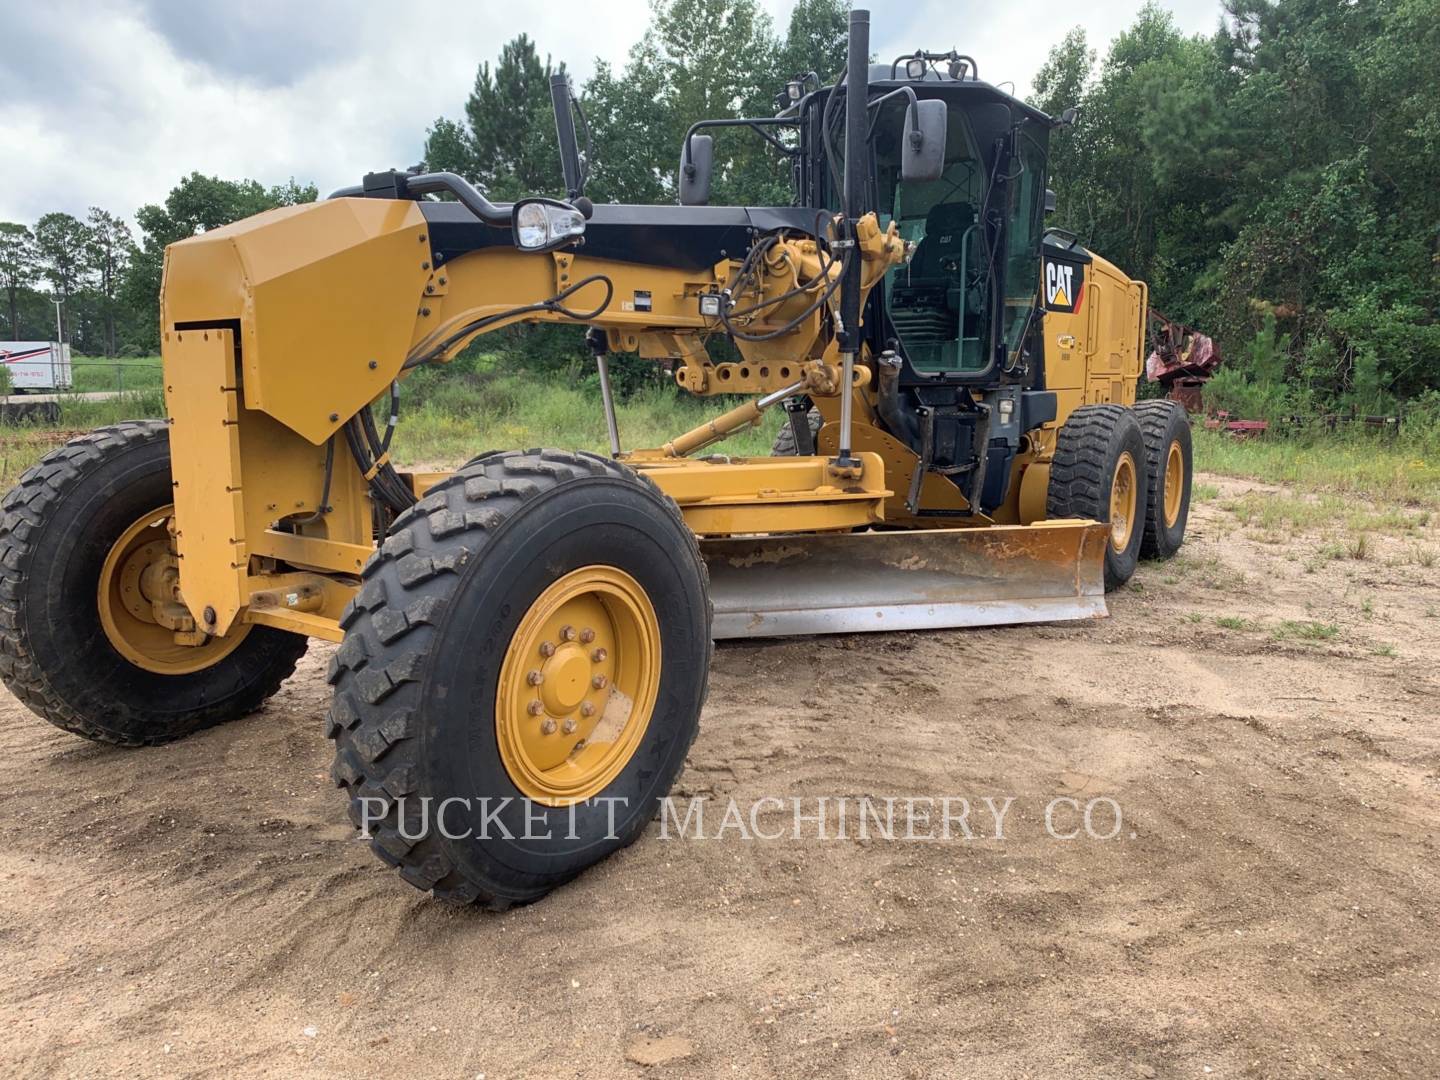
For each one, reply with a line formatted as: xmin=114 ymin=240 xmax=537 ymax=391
xmin=1219 ymin=489 xmax=1429 ymax=538
xmin=1194 ymin=429 xmax=1439 ymax=509
xmin=1271 ymin=619 xmax=1340 ymax=642
xmin=66 ymin=356 xmax=164 ymax=394
xmin=391 ymin=368 xmax=779 ymax=463
xmin=1171 ymin=552 xmax=1248 ymax=592
xmin=0 ymin=368 xmax=785 ymax=488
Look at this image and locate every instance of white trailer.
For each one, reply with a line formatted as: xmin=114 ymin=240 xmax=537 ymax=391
xmin=0 ymin=342 xmax=73 ymax=392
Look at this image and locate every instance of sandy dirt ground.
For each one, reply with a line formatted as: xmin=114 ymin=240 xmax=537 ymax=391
xmin=1 ymin=472 xmax=1437 ymax=1079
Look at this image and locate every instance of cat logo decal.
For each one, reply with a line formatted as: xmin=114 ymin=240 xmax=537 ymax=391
xmin=1043 ymin=258 xmax=1085 ymax=313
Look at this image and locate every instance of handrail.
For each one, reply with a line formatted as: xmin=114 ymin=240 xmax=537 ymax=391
xmin=400 ymin=172 xmax=514 ymax=226
xmin=888 ymin=51 xmax=979 ymax=81
xmin=326 ymin=171 xmax=515 ymax=226
xmin=681 ymin=116 xmax=802 ymax=165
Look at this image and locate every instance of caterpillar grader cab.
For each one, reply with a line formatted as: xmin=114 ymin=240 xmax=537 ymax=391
xmin=0 ymin=10 xmax=1191 ymax=907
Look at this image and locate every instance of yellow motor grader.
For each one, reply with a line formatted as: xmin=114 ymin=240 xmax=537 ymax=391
xmin=0 ymin=11 xmax=1191 ymax=906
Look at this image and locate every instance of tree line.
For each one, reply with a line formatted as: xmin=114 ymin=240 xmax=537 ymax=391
xmin=2 ymin=0 xmax=1435 ymax=415
xmin=1032 ymin=0 xmax=1439 ymax=415
xmin=0 ymin=176 xmax=316 ymax=357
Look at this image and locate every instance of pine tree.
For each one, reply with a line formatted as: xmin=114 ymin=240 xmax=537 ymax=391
xmin=0 ymin=223 xmax=37 ymax=340
xmin=32 ymin=212 xmax=92 ymax=342
xmin=83 ymin=209 xmax=134 ymax=358
xmin=424 ymin=34 xmax=565 ymax=200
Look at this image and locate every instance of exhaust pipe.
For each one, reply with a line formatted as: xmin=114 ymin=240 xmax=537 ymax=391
xmin=832 ymin=8 xmax=871 ymax=474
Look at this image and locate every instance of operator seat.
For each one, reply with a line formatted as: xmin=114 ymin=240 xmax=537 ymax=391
xmin=907 ymin=201 xmax=977 ymax=286
xmin=890 ymin=202 xmax=979 ymax=352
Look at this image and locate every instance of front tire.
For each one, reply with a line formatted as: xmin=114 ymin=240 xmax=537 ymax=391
xmin=1046 ymin=405 xmax=1149 ymax=592
xmin=327 ymin=449 xmax=711 ymax=908
xmin=0 ymin=421 xmax=309 ymax=746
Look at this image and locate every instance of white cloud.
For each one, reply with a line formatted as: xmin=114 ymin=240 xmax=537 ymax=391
xmin=0 ymin=0 xmax=1225 ymax=225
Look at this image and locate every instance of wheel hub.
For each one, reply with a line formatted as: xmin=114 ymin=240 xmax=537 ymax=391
xmin=1163 ymin=439 xmax=1184 ymax=528
xmin=1109 ymin=452 xmax=1137 ymax=552
xmin=97 ymin=505 xmax=250 ymax=674
xmin=496 ymin=566 xmax=660 ymax=805
xmin=538 ymin=643 xmax=594 ymax=715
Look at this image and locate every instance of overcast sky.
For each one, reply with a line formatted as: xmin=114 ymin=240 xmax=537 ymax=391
xmin=0 ymin=0 xmax=1226 ymax=226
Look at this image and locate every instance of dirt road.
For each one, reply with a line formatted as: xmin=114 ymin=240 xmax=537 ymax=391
xmin=2 ymin=474 xmax=1437 ymax=1078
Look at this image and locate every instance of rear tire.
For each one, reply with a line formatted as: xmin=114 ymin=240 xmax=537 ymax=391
xmin=1134 ymin=400 xmax=1192 ymax=559
xmin=327 ymin=449 xmax=711 ymax=908
xmin=770 ymin=405 xmax=821 ymax=456
xmin=0 ymin=421 xmax=309 ymax=746
xmin=1046 ymin=405 xmax=1149 ymax=592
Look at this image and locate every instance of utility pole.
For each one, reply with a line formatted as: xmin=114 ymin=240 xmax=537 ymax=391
xmin=52 ymin=298 xmax=63 ymax=343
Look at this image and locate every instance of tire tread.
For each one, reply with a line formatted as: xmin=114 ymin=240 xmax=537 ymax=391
xmin=327 ymin=449 xmax=711 ymax=909
xmin=0 ymin=421 xmax=307 ymax=746
xmin=1046 ymin=404 xmax=1148 ymax=591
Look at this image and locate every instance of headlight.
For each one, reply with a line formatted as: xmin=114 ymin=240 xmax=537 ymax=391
xmin=512 ymin=198 xmax=586 ymax=252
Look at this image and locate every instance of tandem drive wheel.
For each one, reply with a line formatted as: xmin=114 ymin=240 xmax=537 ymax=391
xmin=0 ymin=422 xmax=308 ymax=746
xmin=1134 ymin=399 xmax=1194 ymax=559
xmin=327 ymin=449 xmax=711 ymax=908
xmin=1046 ymin=404 xmax=1150 ymax=592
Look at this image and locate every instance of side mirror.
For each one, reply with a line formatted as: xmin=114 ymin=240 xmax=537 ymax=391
xmin=901 ymin=99 xmax=947 ymax=183
xmin=1044 ymin=188 xmax=1057 ymax=215
xmin=679 ymin=134 xmax=713 ymax=206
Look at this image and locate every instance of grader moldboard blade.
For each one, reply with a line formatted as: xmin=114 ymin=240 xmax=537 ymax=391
xmin=702 ymin=520 xmax=1111 ymax=639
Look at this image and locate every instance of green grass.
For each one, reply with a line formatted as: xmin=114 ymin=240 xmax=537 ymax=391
xmin=391 ymin=367 xmax=780 ymax=464
xmin=1214 ymin=615 xmax=1253 ymax=630
xmin=1270 ymin=619 xmax=1340 ymax=642
xmin=4 ymin=367 xmax=1437 ymax=523
xmin=1193 ymin=428 xmax=1440 ymax=509
xmin=0 ymin=364 xmax=784 ymax=488
xmin=1219 ymin=489 xmax=1429 ymax=540
xmin=1168 ymin=551 xmax=1249 ymax=592
xmin=1192 ymin=481 xmax=1221 ymax=502
xmin=66 ymin=356 xmax=164 ymax=393
xmin=1206 ymin=614 xmax=1346 ymax=644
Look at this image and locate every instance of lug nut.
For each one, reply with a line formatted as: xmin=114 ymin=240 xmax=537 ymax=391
xmin=539 ymin=642 xmax=555 ymax=658
xmin=541 ymin=719 xmax=557 ymax=735
xmin=560 ymin=625 xmax=577 ymax=642
xmin=562 ymin=718 xmax=577 ymax=734
xmin=580 ymin=628 xmax=596 ymax=644
xmin=527 ymin=670 xmax=544 ymax=686
xmin=591 ymin=647 xmax=607 ymax=663
xmin=580 ymin=702 xmax=596 ymax=718
xmin=527 ymin=701 xmax=544 ymax=716
xmin=591 ymin=674 xmax=608 ymax=690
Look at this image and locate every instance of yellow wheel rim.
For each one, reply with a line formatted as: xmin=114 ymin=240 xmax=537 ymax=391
xmin=97 ymin=505 xmax=251 ymax=675
xmin=1109 ymin=452 xmax=1137 ymax=552
xmin=1163 ymin=439 xmax=1184 ymax=528
xmin=496 ymin=566 xmax=661 ymax=806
